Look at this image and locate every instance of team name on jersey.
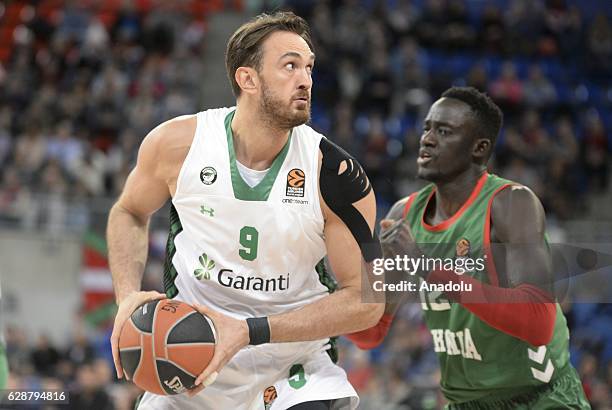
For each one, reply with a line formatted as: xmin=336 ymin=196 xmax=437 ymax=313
xmin=218 ymin=269 xmax=290 ymax=292
xmin=430 ymin=328 xmax=482 ymax=361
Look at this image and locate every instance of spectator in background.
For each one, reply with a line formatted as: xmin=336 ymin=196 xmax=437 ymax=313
xmin=65 ymin=325 xmax=96 ymax=367
xmin=30 ymin=335 xmax=60 ymax=377
xmin=0 ymin=166 xmax=32 ymax=226
xmin=361 ymin=54 xmax=394 ymax=116
xmin=466 ymin=63 xmax=489 ymax=92
xmin=523 ymin=64 xmax=557 ymax=109
xmin=489 ymin=61 xmax=524 ymax=114
xmin=69 ymin=362 xmax=114 ymax=410
xmin=337 ymin=59 xmax=362 ymax=103
xmin=0 ymin=107 xmax=12 ymax=167
xmin=546 ymin=5 xmax=583 ymax=60
xmin=336 ymin=0 xmax=369 ymax=59
xmin=13 ymin=124 xmax=48 ymax=181
xmin=542 ymin=118 xmax=579 ymax=217
xmin=581 ymin=112 xmax=610 ymax=192
xmin=71 ymin=143 xmax=107 ymax=197
xmin=416 ymin=0 xmax=449 ymax=49
xmin=331 ymin=101 xmax=358 ymax=153
xmin=362 ymin=115 xmax=391 ymax=192
xmin=518 ymin=109 xmax=552 ymax=165
xmin=586 ymin=13 xmax=612 ymax=81
xmin=504 ymin=0 xmax=544 ymax=55
xmin=385 ymin=0 xmax=420 ymax=39
xmin=391 ymin=37 xmax=430 ymax=117
xmin=47 ymin=121 xmax=83 ymax=172
xmin=4 ymin=326 xmax=30 ymax=375
xmin=480 ymin=4 xmax=506 ymax=54
xmin=443 ymin=0 xmax=475 ymax=51
xmin=309 ymin=2 xmax=334 ymax=54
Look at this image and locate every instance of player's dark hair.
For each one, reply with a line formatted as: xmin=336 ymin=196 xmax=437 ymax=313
xmin=225 ymin=11 xmax=313 ymax=97
xmin=441 ymin=86 xmax=503 ymax=159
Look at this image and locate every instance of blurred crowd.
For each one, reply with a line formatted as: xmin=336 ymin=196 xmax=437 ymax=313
xmin=0 ymin=0 xmax=610 ymax=229
xmin=0 ymin=0 xmax=611 ymax=409
xmin=287 ymin=0 xmax=611 ymax=220
xmin=0 ymin=0 xmax=209 ymax=231
xmin=5 ymin=320 xmax=139 ymax=410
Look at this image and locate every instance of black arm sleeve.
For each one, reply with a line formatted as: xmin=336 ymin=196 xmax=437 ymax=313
xmin=319 ymin=138 xmax=382 ymax=262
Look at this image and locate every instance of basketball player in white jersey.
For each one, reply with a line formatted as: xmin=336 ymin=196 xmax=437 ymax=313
xmin=108 ymin=12 xmax=384 ymax=410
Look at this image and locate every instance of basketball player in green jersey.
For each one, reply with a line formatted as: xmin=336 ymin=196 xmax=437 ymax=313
xmin=108 ymin=12 xmax=383 ymax=409
xmin=348 ymin=87 xmax=590 ymax=409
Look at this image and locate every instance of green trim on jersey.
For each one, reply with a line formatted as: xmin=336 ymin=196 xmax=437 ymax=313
xmin=315 ymin=259 xmax=339 ymax=363
xmin=224 ymin=111 xmax=292 ymax=201
xmin=163 ymin=204 xmax=183 ymax=298
xmin=315 ymin=258 xmax=337 ymax=293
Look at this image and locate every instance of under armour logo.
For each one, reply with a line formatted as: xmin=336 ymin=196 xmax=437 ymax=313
xmin=200 ymin=205 xmax=215 ymax=217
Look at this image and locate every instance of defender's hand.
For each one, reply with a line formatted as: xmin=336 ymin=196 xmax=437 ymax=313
xmin=110 ymin=290 xmax=167 ymax=379
xmin=187 ymin=305 xmax=250 ymax=397
xmin=380 ymin=218 xmax=422 ymax=259
xmin=379 ymin=219 xmax=423 ymax=305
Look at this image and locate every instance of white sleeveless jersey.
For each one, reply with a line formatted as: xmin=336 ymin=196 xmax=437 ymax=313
xmin=165 ymin=107 xmax=333 ymax=319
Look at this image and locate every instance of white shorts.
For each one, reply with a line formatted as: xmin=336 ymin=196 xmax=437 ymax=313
xmin=137 ymin=339 xmax=358 ymax=410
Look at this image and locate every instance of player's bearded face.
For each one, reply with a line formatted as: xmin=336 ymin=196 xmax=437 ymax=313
xmin=259 ymin=75 xmax=310 ymax=129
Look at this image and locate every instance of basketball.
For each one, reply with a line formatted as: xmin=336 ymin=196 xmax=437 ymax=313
xmin=118 ymin=299 xmax=216 ymax=395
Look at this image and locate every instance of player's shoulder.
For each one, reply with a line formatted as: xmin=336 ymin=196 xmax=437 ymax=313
xmin=317 ymin=136 xmax=374 ymax=214
xmin=386 ymin=197 xmax=412 ymax=220
xmin=291 ymin=123 xmax=325 ymax=151
xmin=490 ymin=181 xmax=545 ymax=229
xmin=492 ymin=182 xmax=542 ymax=209
xmin=386 ymin=191 xmax=421 ymax=220
xmin=145 ymin=106 xmax=234 ymax=146
xmin=317 ymin=136 xmax=358 ymax=166
xmin=136 ymin=114 xmax=200 ymax=174
xmin=145 ymin=114 xmax=197 ymax=147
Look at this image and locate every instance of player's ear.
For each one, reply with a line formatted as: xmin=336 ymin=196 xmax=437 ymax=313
xmin=472 ymin=138 xmax=490 ymax=162
xmin=235 ymin=67 xmax=258 ymax=95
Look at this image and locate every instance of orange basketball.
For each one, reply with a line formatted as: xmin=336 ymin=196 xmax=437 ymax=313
xmin=118 ymin=299 xmax=216 ymax=395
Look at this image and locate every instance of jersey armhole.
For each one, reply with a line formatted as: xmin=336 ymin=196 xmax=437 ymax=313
xmin=402 ymin=194 xmax=417 ymax=219
xmin=174 ymin=111 xmax=205 ymax=201
xmin=483 ymin=183 xmax=515 ymax=287
xmin=312 ymin=139 xmax=325 ymax=226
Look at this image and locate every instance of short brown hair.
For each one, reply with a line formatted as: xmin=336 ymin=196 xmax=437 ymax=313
xmin=225 ymin=12 xmax=314 ymax=97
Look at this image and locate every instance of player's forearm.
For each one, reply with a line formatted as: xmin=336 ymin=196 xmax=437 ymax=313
xmin=107 ymin=204 xmax=150 ymax=304
xmin=426 ymin=269 xmax=556 ymax=346
xmin=268 ymin=287 xmax=383 ymax=343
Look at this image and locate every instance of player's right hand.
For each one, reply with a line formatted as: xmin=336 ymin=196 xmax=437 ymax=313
xmin=379 ymin=218 xmax=424 ymax=270
xmin=110 ymin=290 xmax=167 ymax=379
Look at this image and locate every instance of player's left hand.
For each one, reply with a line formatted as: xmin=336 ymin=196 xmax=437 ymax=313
xmin=186 ymin=304 xmax=250 ymax=397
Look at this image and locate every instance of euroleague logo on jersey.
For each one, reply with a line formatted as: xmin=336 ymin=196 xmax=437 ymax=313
xmin=456 ymin=238 xmax=471 ymax=257
xmin=200 ymin=166 xmax=217 ymax=185
xmin=286 ymin=168 xmax=305 ymax=197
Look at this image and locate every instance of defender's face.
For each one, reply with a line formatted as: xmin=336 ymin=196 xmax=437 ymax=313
xmin=417 ymin=98 xmax=476 ymax=182
xmin=257 ymin=31 xmax=314 ymax=128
